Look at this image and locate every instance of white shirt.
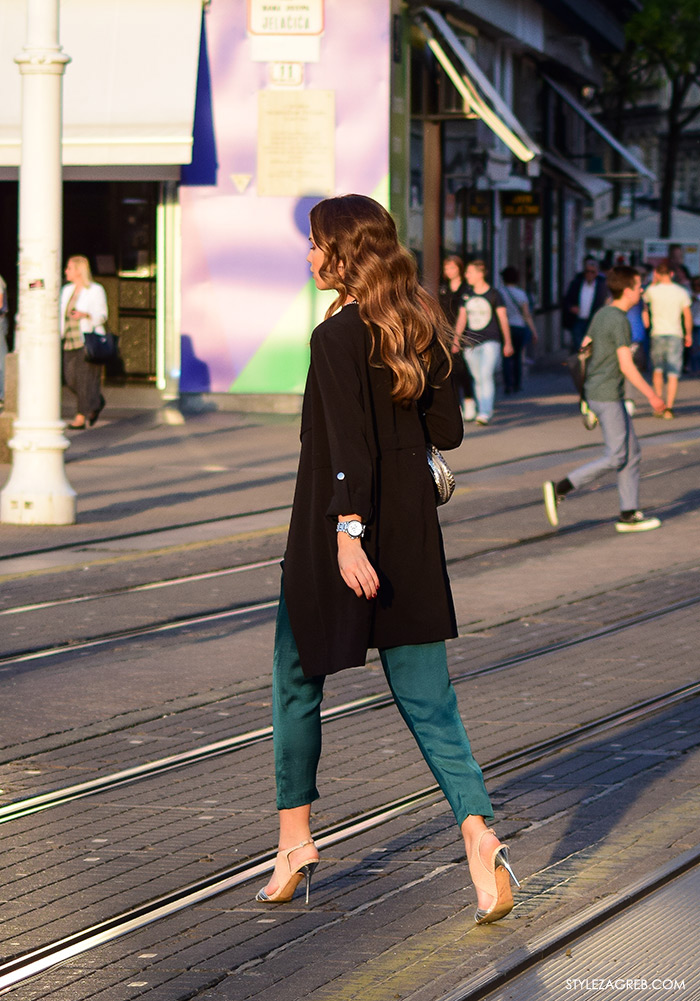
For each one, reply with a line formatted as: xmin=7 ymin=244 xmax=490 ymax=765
xmin=578 ymin=280 xmax=596 ymax=320
xmin=59 ymin=282 xmax=108 ymax=337
xmin=643 ymin=282 xmax=691 ymax=337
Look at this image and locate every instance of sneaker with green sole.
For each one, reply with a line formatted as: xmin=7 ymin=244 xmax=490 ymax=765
xmin=615 ymin=511 xmax=661 ymax=533
xmin=543 ymin=481 xmax=559 ymax=527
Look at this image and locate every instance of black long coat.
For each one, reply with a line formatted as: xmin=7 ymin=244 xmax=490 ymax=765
xmin=562 ymin=273 xmax=608 ymax=330
xmin=283 ymin=304 xmax=463 ymax=678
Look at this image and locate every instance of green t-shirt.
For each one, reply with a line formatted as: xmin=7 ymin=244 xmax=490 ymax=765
xmin=584 ymin=305 xmax=631 ymax=402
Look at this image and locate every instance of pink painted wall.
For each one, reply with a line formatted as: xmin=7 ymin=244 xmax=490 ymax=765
xmin=180 ymin=0 xmax=390 ymax=394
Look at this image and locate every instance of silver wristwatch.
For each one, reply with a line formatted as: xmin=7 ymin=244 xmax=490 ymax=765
xmin=336 ymin=519 xmax=365 ymax=539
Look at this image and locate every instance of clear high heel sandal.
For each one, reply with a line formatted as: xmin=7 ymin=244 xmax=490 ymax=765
xmin=469 ymin=827 xmax=520 ymax=924
xmin=255 ymin=839 xmax=319 ymax=905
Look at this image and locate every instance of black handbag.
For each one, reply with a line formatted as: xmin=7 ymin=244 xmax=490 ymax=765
xmin=564 ymin=341 xmax=592 ymax=396
xmin=84 ymin=330 xmax=117 ymax=364
xmin=564 ymin=342 xmax=598 ymax=429
xmin=426 ymin=444 xmax=456 ymax=505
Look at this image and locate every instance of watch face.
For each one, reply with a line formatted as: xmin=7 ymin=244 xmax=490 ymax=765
xmin=347 ymin=520 xmax=363 ymax=538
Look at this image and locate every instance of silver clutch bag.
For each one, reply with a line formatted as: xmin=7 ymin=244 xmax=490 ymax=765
xmin=426 ymin=444 xmax=455 ymax=505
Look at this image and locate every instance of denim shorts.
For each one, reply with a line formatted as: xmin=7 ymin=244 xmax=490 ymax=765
xmin=651 ymin=335 xmax=684 ymax=377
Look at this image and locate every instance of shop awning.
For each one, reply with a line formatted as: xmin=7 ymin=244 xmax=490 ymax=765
xmin=543 ymin=75 xmax=656 ymax=182
xmin=542 ymin=150 xmax=613 ymax=219
xmin=0 ymin=0 xmax=203 ymax=169
xmin=414 ymin=7 xmax=541 ymax=164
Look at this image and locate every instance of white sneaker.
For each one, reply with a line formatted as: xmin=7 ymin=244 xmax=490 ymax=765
xmin=475 ymin=414 xmax=490 ymax=425
xmin=462 ymin=398 xmax=476 ymax=421
xmin=615 ymin=511 xmax=661 ymax=533
xmin=543 ymin=481 xmax=559 ymax=527
xmin=580 ymin=400 xmax=598 ymax=430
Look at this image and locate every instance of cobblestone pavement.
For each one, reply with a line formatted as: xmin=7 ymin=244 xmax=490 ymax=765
xmin=0 ymin=369 xmax=698 ymax=999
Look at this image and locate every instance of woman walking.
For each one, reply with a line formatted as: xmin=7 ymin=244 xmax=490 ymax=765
xmin=499 ymin=266 xmax=538 ymax=393
xmin=439 ymin=255 xmax=476 ymax=421
xmin=453 ymin=260 xmax=513 ymax=425
xmin=257 ymin=195 xmax=519 ymax=924
xmin=60 ymin=255 xmax=107 ymax=429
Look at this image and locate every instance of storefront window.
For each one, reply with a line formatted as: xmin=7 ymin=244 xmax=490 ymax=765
xmin=120 ymin=190 xmax=155 ymax=277
xmin=442 ymin=120 xmax=490 ymax=262
xmin=63 ymin=181 xmax=158 ymax=379
xmin=408 ymin=122 xmax=425 ymax=269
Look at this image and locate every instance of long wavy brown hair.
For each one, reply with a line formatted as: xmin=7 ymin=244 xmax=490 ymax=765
xmin=309 ymin=195 xmax=452 ymax=404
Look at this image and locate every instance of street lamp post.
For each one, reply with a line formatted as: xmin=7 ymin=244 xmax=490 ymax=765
xmin=0 ymin=0 xmax=76 ymax=525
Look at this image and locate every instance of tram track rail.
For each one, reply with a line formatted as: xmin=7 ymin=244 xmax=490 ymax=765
xmin=1 ymin=591 xmax=699 ymax=825
xmin=0 ymin=678 xmax=698 ymax=995
xmin=1 ymin=436 xmax=698 ymax=656
xmin=0 ymin=505 xmax=294 ymax=566
xmin=0 ymin=557 xmax=282 ymax=617
xmin=0 ymin=494 xmax=577 ymax=604
xmin=435 ymin=847 xmax=700 ymax=1001
xmin=1 ymin=428 xmax=696 ymax=571
xmin=1 ymin=496 xmax=697 ymax=666
xmin=1 ymin=442 xmax=697 ymax=674
xmin=0 ymin=515 xmax=554 ymax=616
xmin=0 ymin=427 xmax=697 ymax=995
xmin=0 ymin=596 xmax=280 ymax=668
xmin=0 ymin=534 xmax=588 ymax=663
xmin=0 ymin=529 xmax=543 ymax=636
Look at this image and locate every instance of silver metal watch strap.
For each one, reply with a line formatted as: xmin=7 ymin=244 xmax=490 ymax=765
xmin=336 ymin=520 xmax=365 ymax=538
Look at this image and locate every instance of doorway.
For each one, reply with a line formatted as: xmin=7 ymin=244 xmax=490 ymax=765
xmin=63 ymin=181 xmax=158 ymax=380
xmin=0 ymin=182 xmax=18 ymax=350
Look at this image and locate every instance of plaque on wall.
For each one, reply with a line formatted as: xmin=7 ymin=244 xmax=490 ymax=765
xmin=257 ymin=90 xmax=335 ymax=197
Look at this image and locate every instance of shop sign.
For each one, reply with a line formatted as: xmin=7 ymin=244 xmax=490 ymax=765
xmin=467 ymin=192 xmax=492 ymax=218
xmin=248 ymin=1 xmax=324 ymax=36
xmin=501 ymin=191 xmax=541 ymax=217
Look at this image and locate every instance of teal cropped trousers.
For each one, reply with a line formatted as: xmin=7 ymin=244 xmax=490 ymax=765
xmin=272 ymin=589 xmax=494 ymax=827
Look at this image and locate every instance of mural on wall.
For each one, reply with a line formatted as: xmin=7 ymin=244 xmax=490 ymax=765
xmin=180 ymin=0 xmax=390 ymax=394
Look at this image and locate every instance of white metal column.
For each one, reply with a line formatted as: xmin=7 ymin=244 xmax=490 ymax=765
xmin=156 ymin=181 xmax=181 ymax=402
xmin=1 ymin=0 xmax=76 ymax=525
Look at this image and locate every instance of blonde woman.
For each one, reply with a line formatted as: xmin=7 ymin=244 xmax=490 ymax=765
xmin=256 ymin=195 xmax=519 ymax=924
xmin=60 ymin=255 xmax=107 ymax=429
xmin=0 ymin=272 xmax=8 ymax=402
xmin=440 ymin=255 xmax=476 ymax=421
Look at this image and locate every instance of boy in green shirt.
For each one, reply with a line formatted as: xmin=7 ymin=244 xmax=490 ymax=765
xmin=544 ymin=266 xmax=665 ymax=532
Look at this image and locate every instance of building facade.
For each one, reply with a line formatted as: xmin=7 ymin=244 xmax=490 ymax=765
xmin=402 ymin=0 xmax=650 ymax=349
xmin=0 ymin=0 xmax=647 ymax=405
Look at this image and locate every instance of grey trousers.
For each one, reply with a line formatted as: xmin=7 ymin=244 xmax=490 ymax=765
xmin=568 ymin=398 xmax=641 ymax=511
xmin=0 ymin=315 xmax=7 ymax=400
xmin=63 ymin=347 xmax=102 ymax=417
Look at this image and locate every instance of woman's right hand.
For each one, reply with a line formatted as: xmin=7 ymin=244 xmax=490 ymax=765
xmin=337 ymin=535 xmax=379 ymax=599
